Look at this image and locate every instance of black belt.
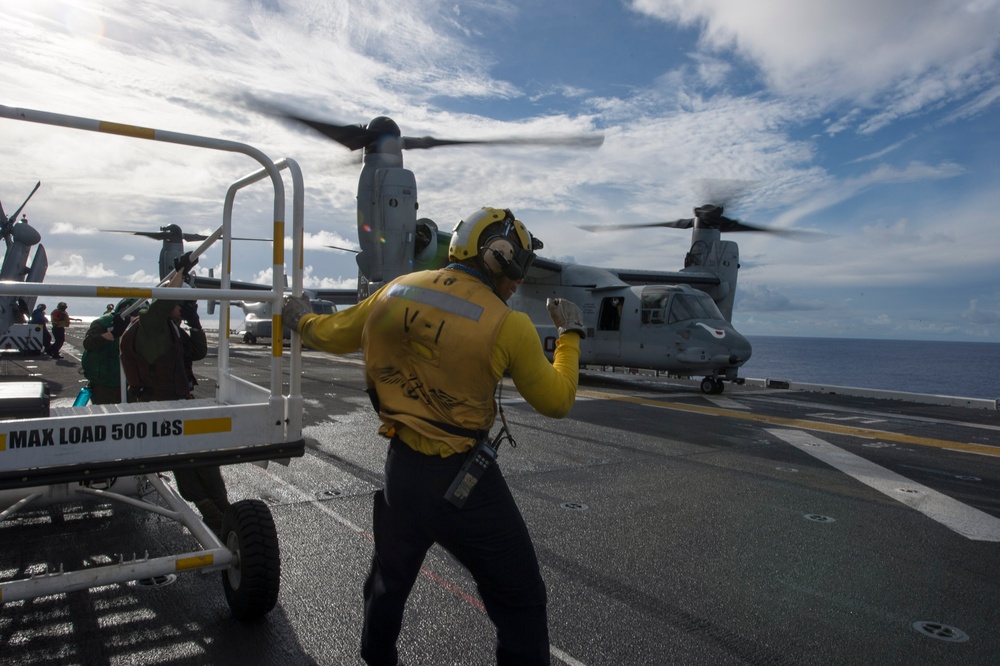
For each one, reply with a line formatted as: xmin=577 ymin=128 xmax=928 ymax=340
xmin=366 ymin=388 xmax=488 ymax=442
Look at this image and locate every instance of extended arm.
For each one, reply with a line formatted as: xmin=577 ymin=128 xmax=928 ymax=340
xmin=496 ymin=312 xmax=580 ymax=419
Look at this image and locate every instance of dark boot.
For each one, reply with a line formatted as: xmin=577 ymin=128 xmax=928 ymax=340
xmin=194 ymin=499 xmax=225 ymax=537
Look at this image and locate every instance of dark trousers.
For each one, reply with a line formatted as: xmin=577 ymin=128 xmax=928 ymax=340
xmin=174 ymin=466 xmax=230 ymax=533
xmin=51 ymin=327 xmax=65 ymax=355
xmin=361 ymin=438 xmax=549 ymax=666
xmin=89 ymin=384 xmax=123 ymax=405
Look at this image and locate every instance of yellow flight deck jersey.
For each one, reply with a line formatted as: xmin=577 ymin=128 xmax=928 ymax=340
xmin=297 ymin=267 xmax=580 ymax=457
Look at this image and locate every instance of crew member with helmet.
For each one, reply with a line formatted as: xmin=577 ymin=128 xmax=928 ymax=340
xmin=30 ymin=303 xmax=54 ymax=356
xmin=81 ymin=298 xmax=139 ymax=404
xmin=49 ymin=301 xmax=81 ymax=359
xmin=119 ymin=258 xmax=230 ymax=536
xmin=283 ymin=207 xmax=585 ymax=665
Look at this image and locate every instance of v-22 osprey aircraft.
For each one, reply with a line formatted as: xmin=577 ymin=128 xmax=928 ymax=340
xmin=263 ymin=108 xmax=800 ymax=394
xmin=0 ymin=181 xmax=47 ymax=354
xmin=106 ymin=222 xmax=338 ymax=344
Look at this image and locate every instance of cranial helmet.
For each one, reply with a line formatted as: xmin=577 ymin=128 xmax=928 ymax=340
xmin=448 ymin=207 xmax=537 ymax=280
xmin=114 ymin=298 xmax=137 ymax=314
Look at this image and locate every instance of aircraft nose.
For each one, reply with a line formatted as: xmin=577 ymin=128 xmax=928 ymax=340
xmin=729 ymin=331 xmax=752 ymax=364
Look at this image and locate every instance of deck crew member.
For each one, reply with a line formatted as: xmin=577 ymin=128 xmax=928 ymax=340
xmin=120 ymin=258 xmax=230 ymax=535
xmin=283 ymin=207 xmax=585 ymax=666
xmin=30 ymin=303 xmax=53 ymax=356
xmin=49 ymin=301 xmax=81 ymax=359
xmin=81 ymin=299 xmax=138 ymax=404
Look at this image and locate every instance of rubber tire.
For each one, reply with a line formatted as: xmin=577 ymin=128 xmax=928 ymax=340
xmin=221 ymin=499 xmax=280 ymax=621
xmin=700 ymin=377 xmax=716 ymax=395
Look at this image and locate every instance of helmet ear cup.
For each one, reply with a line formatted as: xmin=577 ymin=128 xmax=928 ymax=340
xmin=481 ymin=237 xmax=516 ymax=276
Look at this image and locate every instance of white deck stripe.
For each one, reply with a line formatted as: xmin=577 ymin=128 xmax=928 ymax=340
xmin=704 ymin=396 xmax=748 ymax=410
xmin=769 ymin=428 xmax=1000 ymax=542
xmin=551 ymin=645 xmax=589 ymax=665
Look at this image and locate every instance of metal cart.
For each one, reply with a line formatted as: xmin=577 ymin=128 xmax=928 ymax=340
xmin=0 ymin=104 xmax=311 ymax=620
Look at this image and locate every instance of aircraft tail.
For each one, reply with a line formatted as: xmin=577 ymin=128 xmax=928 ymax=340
xmin=26 ymin=245 xmax=48 ymax=284
xmin=682 ymin=238 xmax=738 ymax=321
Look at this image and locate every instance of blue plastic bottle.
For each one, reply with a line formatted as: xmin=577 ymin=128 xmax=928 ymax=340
xmin=74 ymin=386 xmax=92 ymax=407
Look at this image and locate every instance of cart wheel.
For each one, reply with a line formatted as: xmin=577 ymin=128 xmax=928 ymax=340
xmin=221 ymin=499 xmax=280 ymax=621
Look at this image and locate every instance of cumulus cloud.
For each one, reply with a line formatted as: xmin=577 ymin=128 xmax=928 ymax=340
xmin=3 ymin=1 xmax=999 ymax=340
xmin=46 ymin=254 xmax=116 ymax=278
xmin=629 ymin=0 xmax=1000 ymax=127
xmin=249 ymin=265 xmax=357 ymax=290
xmin=962 ymin=299 xmax=1000 ymax=325
xmin=736 ymin=283 xmax=825 ymax=312
xmin=49 ymin=222 xmax=98 ymax=235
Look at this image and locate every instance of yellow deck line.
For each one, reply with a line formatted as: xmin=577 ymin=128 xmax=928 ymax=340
xmin=577 ymin=389 xmax=1000 ymax=457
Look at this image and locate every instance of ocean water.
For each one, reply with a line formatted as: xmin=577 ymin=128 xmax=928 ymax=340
xmin=743 ymin=336 xmax=1000 ymax=401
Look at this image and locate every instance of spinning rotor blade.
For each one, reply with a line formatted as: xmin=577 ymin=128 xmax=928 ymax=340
xmin=400 ymin=134 xmax=604 ymax=150
xmin=1 ymin=180 xmax=41 ymax=230
xmin=279 ymin=115 xmax=375 ymax=151
xmin=104 ymin=229 xmax=177 ymax=240
xmin=253 ymin=99 xmax=603 ymax=151
xmin=580 ymin=204 xmax=825 ymax=239
xmin=104 ymin=229 xmax=270 ymax=243
xmin=104 ymin=229 xmax=210 ymax=241
xmin=579 ymin=219 xmax=694 ymax=232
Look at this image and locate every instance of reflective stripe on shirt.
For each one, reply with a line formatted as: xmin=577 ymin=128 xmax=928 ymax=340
xmin=386 ymin=283 xmax=485 ymax=322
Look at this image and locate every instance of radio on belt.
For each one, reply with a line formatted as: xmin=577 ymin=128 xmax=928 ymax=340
xmin=444 ymin=438 xmax=498 ymax=508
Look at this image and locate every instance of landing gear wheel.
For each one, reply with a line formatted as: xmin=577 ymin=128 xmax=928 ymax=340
xmin=243 ymin=332 xmax=257 ymax=345
xmin=221 ymin=499 xmax=280 ymax=621
xmin=700 ymin=377 xmax=725 ymax=395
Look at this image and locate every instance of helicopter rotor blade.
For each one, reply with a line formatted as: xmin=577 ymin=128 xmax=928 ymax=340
xmin=3 ymin=180 xmax=41 ymax=227
xmin=325 ymin=245 xmax=360 ymax=254
xmin=244 ymin=97 xmax=378 ymax=151
xmin=400 ymin=133 xmax=604 ymax=150
xmin=695 ymin=179 xmax=757 ymax=211
xmin=281 ymin=115 xmax=604 ymax=151
xmin=104 ymin=229 xmax=169 ymax=240
xmin=105 ymin=229 xmax=269 ymax=242
xmin=580 ymin=208 xmax=827 ymax=240
xmin=249 ymin=98 xmax=604 ymax=151
xmin=579 ymin=219 xmax=694 ymax=232
xmin=280 ymin=115 xmax=375 ymax=151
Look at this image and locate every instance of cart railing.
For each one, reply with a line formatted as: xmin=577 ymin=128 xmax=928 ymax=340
xmin=0 ymin=104 xmax=306 ymax=490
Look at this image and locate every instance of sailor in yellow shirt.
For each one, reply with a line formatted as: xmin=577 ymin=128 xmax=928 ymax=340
xmin=284 ymin=207 xmax=584 ymax=666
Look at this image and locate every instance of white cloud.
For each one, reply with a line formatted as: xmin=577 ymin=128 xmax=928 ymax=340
xmin=962 ymin=299 xmax=1000 ymax=325
xmin=49 ymin=222 xmax=98 ymax=235
xmin=2 ymin=0 xmax=999 ymax=342
xmin=736 ymin=283 xmax=826 ymax=312
xmin=630 ymin=0 xmax=1000 ymax=129
xmin=47 ymin=254 xmax=116 ymax=278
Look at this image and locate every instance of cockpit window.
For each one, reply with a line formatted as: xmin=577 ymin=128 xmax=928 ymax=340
xmin=640 ymin=288 xmax=670 ymax=324
xmin=668 ymin=294 xmax=724 ymax=323
xmin=640 ymin=287 xmax=725 ymax=325
xmin=311 ymin=301 xmax=336 ymax=315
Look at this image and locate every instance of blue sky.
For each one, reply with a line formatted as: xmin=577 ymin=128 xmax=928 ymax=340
xmin=2 ymin=0 xmax=999 ymax=342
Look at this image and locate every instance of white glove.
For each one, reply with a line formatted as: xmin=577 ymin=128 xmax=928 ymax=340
xmin=282 ymin=295 xmax=312 ymax=331
xmin=546 ymin=298 xmax=586 ymax=339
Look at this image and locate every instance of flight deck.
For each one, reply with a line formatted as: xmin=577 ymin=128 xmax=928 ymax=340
xmin=1 ymin=327 xmax=997 ymax=665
